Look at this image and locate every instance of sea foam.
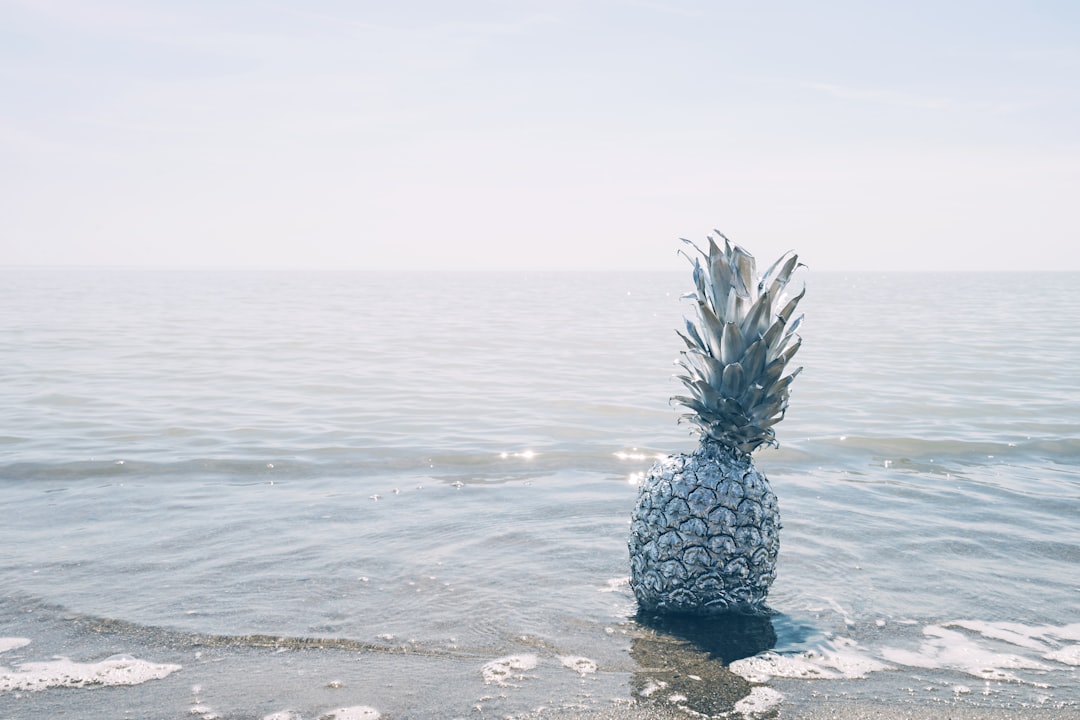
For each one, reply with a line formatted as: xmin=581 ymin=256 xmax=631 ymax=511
xmin=481 ymin=654 xmax=538 ymax=686
xmin=881 ymin=624 xmax=1057 ymax=684
xmin=0 ymin=646 xmax=181 ymax=692
xmin=733 ymin=686 xmax=784 ymax=717
xmin=730 ymin=637 xmax=890 ymax=682
xmin=316 ymin=707 xmax=381 ymax=720
xmin=0 ymin=638 xmax=31 ymax=654
xmin=731 ymin=620 xmax=1080 ymax=689
xmin=558 ymin=655 xmax=598 ymax=675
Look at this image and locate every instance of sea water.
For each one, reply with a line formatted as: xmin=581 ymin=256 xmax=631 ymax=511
xmin=1 ymin=268 xmax=1078 ymax=719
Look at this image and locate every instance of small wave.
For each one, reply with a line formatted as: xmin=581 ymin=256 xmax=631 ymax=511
xmin=8 ymin=434 xmax=1074 ymax=486
xmin=731 ymin=619 xmax=1080 ymax=693
xmin=795 ymin=435 xmax=1080 ymax=465
xmin=880 ymin=624 xmax=1055 ymax=684
xmin=0 ymin=445 xmax=666 ymax=485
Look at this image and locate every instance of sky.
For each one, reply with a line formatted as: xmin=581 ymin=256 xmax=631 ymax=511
xmin=2 ymin=0 xmax=1078 ymax=271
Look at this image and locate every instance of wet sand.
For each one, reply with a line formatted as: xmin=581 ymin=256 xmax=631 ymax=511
xmin=3 ymin=597 xmax=1077 ymax=720
xmin=515 ymin=707 xmax=1080 ymax=720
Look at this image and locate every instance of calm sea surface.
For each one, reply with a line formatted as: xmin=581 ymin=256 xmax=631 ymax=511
xmin=1 ymin=269 xmax=1078 ymax=719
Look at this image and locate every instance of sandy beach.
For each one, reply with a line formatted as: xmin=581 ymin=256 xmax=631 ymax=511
xmin=510 ymin=706 xmax=1080 ymax=720
xmin=4 ymin=598 xmax=1077 ymax=720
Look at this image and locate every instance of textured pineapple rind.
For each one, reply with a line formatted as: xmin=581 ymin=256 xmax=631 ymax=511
xmin=628 ymin=444 xmax=779 ymax=615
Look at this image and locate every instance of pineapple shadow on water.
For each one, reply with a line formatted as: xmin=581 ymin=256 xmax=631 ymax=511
xmin=625 ymin=231 xmax=808 ymax=712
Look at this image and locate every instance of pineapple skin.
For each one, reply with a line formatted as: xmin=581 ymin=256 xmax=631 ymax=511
xmin=628 ymin=441 xmax=780 ymax=615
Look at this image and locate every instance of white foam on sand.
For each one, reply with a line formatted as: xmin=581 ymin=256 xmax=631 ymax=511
xmin=734 ymin=686 xmax=784 ymax=718
xmin=730 ymin=637 xmax=890 ymax=683
xmin=265 ymin=706 xmax=380 ymax=720
xmin=942 ymin=620 xmax=1080 ymax=668
xmin=481 ymin=654 xmax=538 ymax=686
xmin=316 ymin=707 xmax=381 ymax=720
xmin=0 ymin=652 xmax=182 ymax=692
xmin=947 ymin=620 xmax=1076 ymax=650
xmin=637 ymin=678 xmax=667 ymax=697
xmin=879 ymin=622 xmax=1080 ymax=684
xmin=558 ymin=655 xmax=598 ymax=675
xmin=0 ymin=638 xmax=31 ymax=654
xmin=1050 ymin=623 xmax=1080 ymax=642
xmin=731 ymin=652 xmax=838 ymax=683
xmin=732 ymin=620 xmax=1080 ymax=689
xmin=1046 ymin=645 xmax=1080 ymax=666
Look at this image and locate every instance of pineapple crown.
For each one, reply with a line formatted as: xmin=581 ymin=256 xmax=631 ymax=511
xmin=672 ymin=231 xmax=805 ymax=455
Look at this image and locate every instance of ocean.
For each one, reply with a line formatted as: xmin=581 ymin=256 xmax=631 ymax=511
xmin=1 ymin=268 xmax=1078 ymax=719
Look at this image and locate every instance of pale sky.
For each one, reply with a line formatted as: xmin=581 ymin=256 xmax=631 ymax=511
xmin=2 ymin=0 xmax=1078 ymax=271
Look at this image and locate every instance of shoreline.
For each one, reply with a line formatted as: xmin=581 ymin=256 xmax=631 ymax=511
xmin=510 ymin=705 xmax=1080 ymax=720
xmin=3 ymin=595 xmax=1078 ymax=720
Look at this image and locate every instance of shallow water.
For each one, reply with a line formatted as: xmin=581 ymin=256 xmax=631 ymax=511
xmin=1 ymin=268 xmax=1078 ymax=718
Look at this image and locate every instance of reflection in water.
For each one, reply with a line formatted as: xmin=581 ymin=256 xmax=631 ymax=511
xmin=629 ymin=611 xmax=778 ymax=716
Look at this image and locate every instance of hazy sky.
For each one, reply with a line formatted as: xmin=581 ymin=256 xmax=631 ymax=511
xmin=2 ymin=0 xmax=1078 ymax=271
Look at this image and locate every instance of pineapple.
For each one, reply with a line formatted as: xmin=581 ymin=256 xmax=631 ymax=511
xmin=629 ymin=232 xmax=805 ymax=615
